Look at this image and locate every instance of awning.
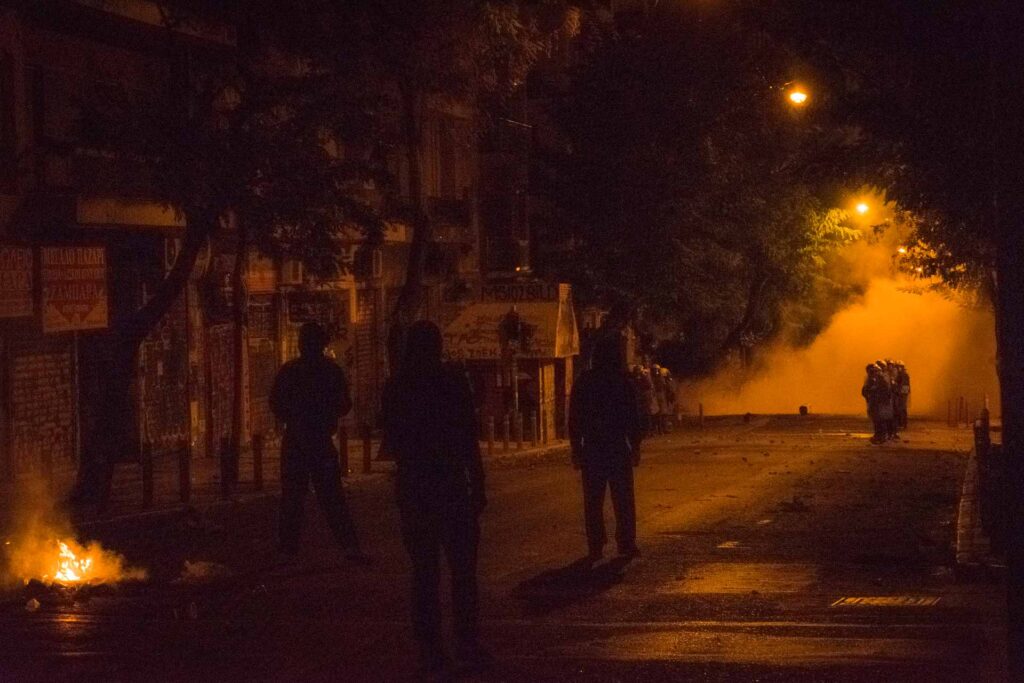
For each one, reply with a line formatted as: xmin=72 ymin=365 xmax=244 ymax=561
xmin=444 ymin=298 xmax=579 ymax=362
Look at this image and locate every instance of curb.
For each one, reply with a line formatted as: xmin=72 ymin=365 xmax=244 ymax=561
xmin=954 ymin=449 xmax=1006 ymax=581
xmin=73 ymin=470 xmax=390 ymax=532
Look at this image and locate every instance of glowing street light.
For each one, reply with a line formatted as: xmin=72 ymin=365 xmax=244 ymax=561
xmin=856 ymin=202 xmax=870 ymax=215
xmin=897 ymin=246 xmax=908 ymax=255
xmin=788 ymin=89 xmax=809 ymax=106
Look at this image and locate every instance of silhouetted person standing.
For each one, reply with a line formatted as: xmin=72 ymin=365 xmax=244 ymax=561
xmin=270 ymin=322 xmax=367 ymax=562
xmin=569 ymin=336 xmax=643 ymax=562
xmin=380 ymin=321 xmax=488 ymax=675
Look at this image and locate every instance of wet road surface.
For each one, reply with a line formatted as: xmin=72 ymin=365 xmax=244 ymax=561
xmin=0 ymin=416 xmax=1006 ymax=681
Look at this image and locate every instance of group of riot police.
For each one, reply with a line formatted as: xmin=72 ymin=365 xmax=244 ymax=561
xmin=861 ymin=359 xmax=911 ymax=444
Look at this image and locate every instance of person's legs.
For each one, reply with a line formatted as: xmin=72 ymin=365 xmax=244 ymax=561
xmin=278 ymin=440 xmax=308 ymax=555
xmin=443 ymin=501 xmax=481 ymax=653
xmin=581 ymin=461 xmax=608 ymax=557
xmin=311 ymin=449 xmax=360 ymax=550
xmin=400 ymin=498 xmax=444 ymax=666
xmin=609 ymin=460 xmax=638 ymax=555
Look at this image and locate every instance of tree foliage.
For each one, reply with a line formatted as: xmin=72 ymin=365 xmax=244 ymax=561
xmin=534 ymin=4 xmax=859 ymax=376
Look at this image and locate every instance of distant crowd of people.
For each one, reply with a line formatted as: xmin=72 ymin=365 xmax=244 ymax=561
xmin=630 ymin=362 xmax=677 ymax=434
xmin=861 ymin=359 xmax=911 ymax=444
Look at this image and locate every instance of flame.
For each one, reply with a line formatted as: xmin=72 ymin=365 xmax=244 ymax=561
xmin=52 ymin=540 xmax=95 ymax=584
xmin=5 ymin=535 xmax=147 ymax=588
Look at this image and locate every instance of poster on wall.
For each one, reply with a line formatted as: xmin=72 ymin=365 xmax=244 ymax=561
xmin=41 ymin=246 xmax=109 ymax=333
xmin=0 ymin=246 xmax=33 ymax=318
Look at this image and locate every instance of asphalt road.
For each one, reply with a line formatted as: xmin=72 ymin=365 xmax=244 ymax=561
xmin=0 ymin=416 xmax=1006 ymax=682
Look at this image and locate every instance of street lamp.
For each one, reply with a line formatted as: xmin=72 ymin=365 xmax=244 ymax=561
xmin=856 ymin=202 xmax=870 ymax=215
xmin=788 ymin=88 xmax=809 ymax=106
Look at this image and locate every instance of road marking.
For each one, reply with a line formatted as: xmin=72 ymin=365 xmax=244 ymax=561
xmin=831 ymin=596 xmax=941 ymax=608
xmin=757 ymin=518 xmax=773 ymax=525
xmin=716 ymin=541 xmax=741 ymax=549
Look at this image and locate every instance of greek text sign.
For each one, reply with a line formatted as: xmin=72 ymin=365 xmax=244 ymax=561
xmin=480 ymin=281 xmax=560 ymax=303
xmin=41 ymin=246 xmax=109 ymax=333
xmin=0 ymin=246 xmax=33 ymax=318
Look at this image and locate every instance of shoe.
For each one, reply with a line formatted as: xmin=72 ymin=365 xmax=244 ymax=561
xmin=417 ymin=648 xmax=450 ymax=677
xmin=618 ymin=546 xmax=641 ymax=559
xmin=455 ymin=641 xmax=494 ymax=671
xmin=343 ymin=549 xmax=375 ymax=566
xmin=272 ymin=548 xmax=299 ymax=566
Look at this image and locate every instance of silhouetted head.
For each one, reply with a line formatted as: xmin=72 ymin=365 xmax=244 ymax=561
xmin=298 ymin=322 xmax=329 ymax=358
xmin=591 ymin=335 xmax=625 ymax=371
xmin=403 ymin=320 xmax=443 ymax=370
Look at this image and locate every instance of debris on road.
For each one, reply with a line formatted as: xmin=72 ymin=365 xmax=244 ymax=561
xmin=175 ymin=560 xmax=234 ymax=584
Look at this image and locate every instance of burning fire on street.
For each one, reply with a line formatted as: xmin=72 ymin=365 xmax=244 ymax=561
xmin=4 ymin=534 xmax=146 ymax=592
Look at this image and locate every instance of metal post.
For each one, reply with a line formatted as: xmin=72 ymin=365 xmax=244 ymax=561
xmin=502 ymin=414 xmax=510 ymax=452
xmin=485 ymin=416 xmax=494 ymax=457
xmin=362 ymin=423 xmax=373 ymax=474
xmin=512 ymin=355 xmax=519 ymax=415
xmin=515 ymin=413 xmax=524 ymax=450
xmin=252 ymin=432 xmax=264 ymax=492
xmin=338 ymin=423 xmax=349 ymax=478
xmin=219 ymin=436 xmax=232 ymax=499
xmin=530 ymin=411 xmax=539 ymax=447
xmin=178 ymin=438 xmax=191 ymax=504
xmin=141 ymin=441 xmax=154 ymax=509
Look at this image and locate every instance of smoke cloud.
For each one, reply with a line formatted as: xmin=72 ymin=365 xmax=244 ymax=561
xmin=686 ymin=239 xmax=1000 ymax=418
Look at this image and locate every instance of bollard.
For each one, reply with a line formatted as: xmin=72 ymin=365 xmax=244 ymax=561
xmin=252 ymin=432 xmax=264 ymax=492
xmin=141 ymin=441 xmax=154 ymax=509
xmin=975 ymin=416 xmax=992 ymax=461
xmin=362 ymin=424 xmax=373 ymax=474
xmin=515 ymin=413 xmax=524 ymax=450
xmin=219 ymin=436 xmax=233 ymax=499
xmin=178 ymin=438 xmax=191 ymax=504
xmin=530 ymin=411 xmax=539 ymax=447
xmin=699 ymin=403 xmax=705 ymax=430
xmin=338 ymin=424 xmax=350 ymax=478
xmin=485 ymin=416 xmax=495 ymax=457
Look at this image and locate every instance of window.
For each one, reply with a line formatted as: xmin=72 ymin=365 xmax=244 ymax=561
xmin=0 ymin=51 xmax=16 ymax=188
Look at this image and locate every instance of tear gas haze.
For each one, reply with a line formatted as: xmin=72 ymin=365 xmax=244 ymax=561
xmin=689 ymin=238 xmax=1000 ymax=418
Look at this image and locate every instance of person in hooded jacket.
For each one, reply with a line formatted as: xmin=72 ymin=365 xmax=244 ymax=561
xmin=569 ymin=335 xmax=644 ymax=562
xmin=380 ymin=320 xmax=489 ymax=674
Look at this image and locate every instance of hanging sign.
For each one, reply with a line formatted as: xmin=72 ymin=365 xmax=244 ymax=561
xmin=41 ymin=246 xmax=109 ymax=333
xmin=0 ymin=246 xmax=33 ymax=318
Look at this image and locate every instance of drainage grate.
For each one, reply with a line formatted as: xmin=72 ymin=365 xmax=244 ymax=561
xmin=831 ymin=596 xmax=941 ymax=608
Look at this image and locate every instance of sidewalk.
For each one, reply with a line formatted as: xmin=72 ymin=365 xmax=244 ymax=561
xmin=66 ymin=436 xmax=571 ymax=530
